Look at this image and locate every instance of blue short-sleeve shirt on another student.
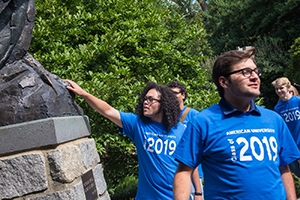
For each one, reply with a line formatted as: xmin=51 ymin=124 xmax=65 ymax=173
xmin=174 ymin=99 xmax=300 ymax=200
xmin=180 ymin=106 xmax=204 ymax=178
xmin=274 ymin=95 xmax=300 ymax=148
xmin=119 ymin=111 xmax=186 ymax=200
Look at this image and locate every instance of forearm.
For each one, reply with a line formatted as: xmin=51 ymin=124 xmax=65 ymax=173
xmin=173 ymin=163 xmax=193 ymax=200
xmin=280 ymin=165 xmax=297 ymax=200
xmin=81 ymin=93 xmax=122 ymax=127
xmin=192 ymin=168 xmax=201 ymax=190
xmin=192 ymin=168 xmax=203 ymax=200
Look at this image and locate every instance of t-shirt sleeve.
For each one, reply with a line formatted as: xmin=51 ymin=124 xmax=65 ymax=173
xmin=174 ymin=119 xmax=203 ymax=168
xmin=277 ymin=116 xmax=300 ymax=166
xmin=119 ymin=111 xmax=138 ymax=141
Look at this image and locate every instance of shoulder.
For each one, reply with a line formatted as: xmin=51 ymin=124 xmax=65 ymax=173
xmin=256 ymin=105 xmax=274 ymax=113
xmin=119 ymin=111 xmax=139 ymax=121
xmin=291 ymin=95 xmax=300 ymax=101
xmin=186 ymin=107 xmax=199 ymax=115
xmin=193 ymin=104 xmax=221 ymax=121
xmin=256 ymin=105 xmax=282 ymax=119
xmin=200 ymin=104 xmax=221 ymax=115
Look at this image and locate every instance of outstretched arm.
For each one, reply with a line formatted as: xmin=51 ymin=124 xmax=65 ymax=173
xmin=173 ymin=162 xmax=194 ymax=200
xmin=65 ymin=80 xmax=122 ymax=127
xmin=280 ymin=165 xmax=297 ymax=200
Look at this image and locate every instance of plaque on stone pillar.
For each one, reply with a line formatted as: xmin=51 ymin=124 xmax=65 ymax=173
xmin=81 ymin=169 xmax=98 ymax=200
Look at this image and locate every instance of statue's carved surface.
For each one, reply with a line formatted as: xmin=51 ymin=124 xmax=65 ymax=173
xmin=0 ymin=0 xmax=83 ymax=126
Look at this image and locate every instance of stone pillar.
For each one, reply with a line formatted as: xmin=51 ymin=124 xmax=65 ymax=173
xmin=0 ymin=116 xmax=110 ymax=200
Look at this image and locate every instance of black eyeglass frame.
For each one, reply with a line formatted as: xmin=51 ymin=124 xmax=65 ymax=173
xmin=224 ymin=67 xmax=262 ymax=78
xmin=143 ymin=96 xmax=161 ymax=104
xmin=172 ymin=91 xmax=182 ymax=95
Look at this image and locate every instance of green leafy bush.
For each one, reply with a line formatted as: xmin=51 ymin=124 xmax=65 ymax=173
xmin=30 ymin=0 xmax=216 ymax=198
xmin=285 ymin=38 xmax=300 ymax=88
xmin=111 ymin=175 xmax=138 ymax=200
xmin=293 ymin=174 xmax=300 ymax=198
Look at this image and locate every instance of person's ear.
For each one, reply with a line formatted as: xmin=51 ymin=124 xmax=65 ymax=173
xmin=182 ymin=93 xmax=186 ymax=101
xmin=219 ymin=76 xmax=229 ymax=89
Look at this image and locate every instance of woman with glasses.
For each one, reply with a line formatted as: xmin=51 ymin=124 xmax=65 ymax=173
xmin=66 ymin=80 xmax=185 ymax=199
xmin=173 ymin=47 xmax=300 ymax=200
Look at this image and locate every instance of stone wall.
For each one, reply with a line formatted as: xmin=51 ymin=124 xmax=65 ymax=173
xmin=0 ymin=116 xmax=110 ymax=200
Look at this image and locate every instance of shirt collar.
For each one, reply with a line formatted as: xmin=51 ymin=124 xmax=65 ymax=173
xmin=219 ymin=98 xmax=261 ymax=116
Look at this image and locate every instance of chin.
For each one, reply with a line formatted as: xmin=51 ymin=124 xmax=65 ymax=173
xmin=246 ymin=91 xmax=260 ymax=98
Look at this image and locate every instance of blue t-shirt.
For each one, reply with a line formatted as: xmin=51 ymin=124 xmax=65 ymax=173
xmin=119 ymin=111 xmax=186 ymax=200
xmin=180 ymin=106 xmax=204 ymax=178
xmin=175 ymin=99 xmax=300 ymax=200
xmin=274 ymin=95 xmax=300 ymax=148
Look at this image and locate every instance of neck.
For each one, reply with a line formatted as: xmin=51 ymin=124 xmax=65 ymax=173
xmin=180 ymin=104 xmax=184 ymax=110
xmin=150 ymin=112 xmax=163 ymax=123
xmin=224 ymin=96 xmax=252 ymax=112
xmin=281 ymin=93 xmax=293 ymax=101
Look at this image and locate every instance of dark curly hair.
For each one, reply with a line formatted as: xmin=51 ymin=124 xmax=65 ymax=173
xmin=167 ymin=81 xmax=187 ymax=101
xmin=212 ymin=47 xmax=256 ymax=98
xmin=135 ymin=82 xmax=180 ymax=131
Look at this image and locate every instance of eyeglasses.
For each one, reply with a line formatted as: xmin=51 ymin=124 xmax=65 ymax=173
xmin=224 ymin=67 xmax=262 ymax=78
xmin=143 ymin=96 xmax=161 ymax=104
xmin=172 ymin=91 xmax=181 ymax=95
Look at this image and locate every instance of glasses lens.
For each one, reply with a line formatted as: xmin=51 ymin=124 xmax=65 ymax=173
xmin=243 ymin=68 xmax=252 ymax=77
xmin=242 ymin=68 xmax=262 ymax=77
xmin=144 ymin=97 xmax=155 ymax=103
xmin=148 ymin=97 xmax=154 ymax=103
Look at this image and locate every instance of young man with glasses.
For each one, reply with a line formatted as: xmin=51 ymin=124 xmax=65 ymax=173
xmin=173 ymin=47 xmax=300 ymax=200
xmin=167 ymin=81 xmax=204 ymax=199
xmin=66 ymin=80 xmax=186 ymax=199
xmin=272 ymin=77 xmax=300 ymax=178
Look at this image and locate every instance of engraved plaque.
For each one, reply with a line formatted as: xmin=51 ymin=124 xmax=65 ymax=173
xmin=81 ymin=169 xmax=98 ymax=200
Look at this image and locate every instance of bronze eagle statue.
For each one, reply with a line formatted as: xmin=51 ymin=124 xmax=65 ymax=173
xmin=0 ymin=0 xmax=83 ymax=126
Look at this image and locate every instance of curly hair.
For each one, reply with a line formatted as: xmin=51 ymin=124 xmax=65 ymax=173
xmin=167 ymin=81 xmax=187 ymax=101
xmin=135 ymin=82 xmax=180 ymax=131
xmin=212 ymin=47 xmax=256 ymax=98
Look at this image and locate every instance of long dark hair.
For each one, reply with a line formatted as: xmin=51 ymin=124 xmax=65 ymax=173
xmin=135 ymin=82 xmax=180 ymax=131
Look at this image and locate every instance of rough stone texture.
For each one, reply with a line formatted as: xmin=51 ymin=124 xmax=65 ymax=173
xmin=0 ymin=117 xmax=110 ymax=200
xmin=0 ymin=152 xmax=48 ymax=199
xmin=0 ymin=0 xmax=34 ymax=67
xmin=0 ymin=53 xmax=84 ymax=127
xmin=0 ymin=116 xmax=90 ymax=156
xmin=26 ymin=182 xmax=85 ymax=200
xmin=48 ymin=145 xmax=86 ymax=183
xmin=94 ymin=164 xmax=107 ymax=196
xmin=0 ymin=138 xmax=110 ymax=200
xmin=0 ymin=0 xmax=84 ymax=127
xmin=80 ymin=138 xmax=101 ymax=168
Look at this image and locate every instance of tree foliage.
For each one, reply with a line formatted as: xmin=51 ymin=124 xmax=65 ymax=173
xmin=27 ymin=0 xmax=300 ymax=197
xmin=203 ymin=0 xmax=300 ymax=108
xmin=285 ymin=37 xmax=300 ymax=88
xmin=205 ymin=0 xmax=300 ymax=55
xmin=30 ymin=0 xmax=217 ymax=198
xmin=253 ymin=37 xmax=290 ymax=109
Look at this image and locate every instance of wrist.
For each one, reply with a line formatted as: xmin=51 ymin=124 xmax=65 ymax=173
xmin=194 ymin=192 xmax=202 ymax=196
